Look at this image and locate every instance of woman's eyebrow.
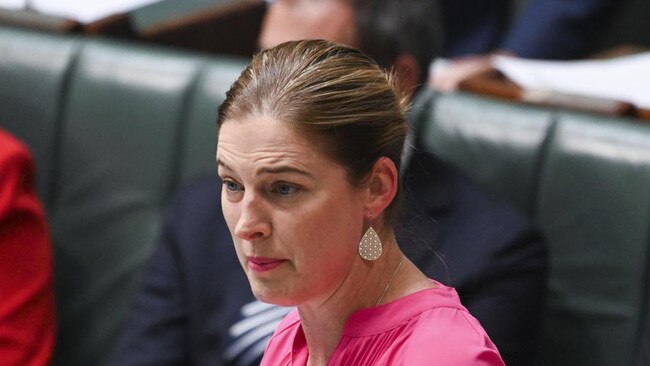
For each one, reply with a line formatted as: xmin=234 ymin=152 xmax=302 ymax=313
xmin=216 ymin=159 xmax=232 ymax=171
xmin=257 ymin=165 xmax=314 ymax=178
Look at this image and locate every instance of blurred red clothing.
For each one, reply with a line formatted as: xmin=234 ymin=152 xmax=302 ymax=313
xmin=0 ymin=129 xmax=56 ymax=366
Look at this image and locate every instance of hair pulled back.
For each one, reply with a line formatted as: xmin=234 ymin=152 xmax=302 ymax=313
xmin=218 ymin=39 xmax=409 ymax=225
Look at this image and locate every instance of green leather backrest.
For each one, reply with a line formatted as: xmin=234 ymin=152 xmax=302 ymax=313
xmin=536 ymin=113 xmax=650 ymax=366
xmin=0 ymin=26 xmax=246 ymax=366
xmin=179 ymin=57 xmax=248 ymax=184
xmin=418 ymin=91 xmax=650 ymax=366
xmin=417 ymin=92 xmax=554 ymax=215
xmin=0 ymin=27 xmax=79 ymax=209
xmin=52 ymin=40 xmax=202 ymax=366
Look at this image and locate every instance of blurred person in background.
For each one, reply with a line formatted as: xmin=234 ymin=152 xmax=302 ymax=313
xmin=0 ymin=128 xmax=56 ymax=366
xmin=431 ymin=0 xmax=618 ymax=91
xmin=109 ymin=1 xmax=546 ymax=365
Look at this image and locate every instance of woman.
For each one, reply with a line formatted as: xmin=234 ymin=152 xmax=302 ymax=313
xmin=216 ymin=39 xmax=505 ymax=366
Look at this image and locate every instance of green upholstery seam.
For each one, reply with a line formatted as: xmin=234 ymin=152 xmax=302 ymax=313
xmin=49 ymin=36 xmax=83 ymax=212
xmin=634 ymin=211 xmax=650 ymax=361
xmin=166 ymin=61 xmax=207 ymax=203
xmin=528 ymin=110 xmax=559 ymax=222
xmin=403 ymin=88 xmax=438 ymax=176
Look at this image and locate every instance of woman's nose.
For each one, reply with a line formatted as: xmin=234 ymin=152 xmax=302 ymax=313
xmin=233 ymin=195 xmax=271 ymax=241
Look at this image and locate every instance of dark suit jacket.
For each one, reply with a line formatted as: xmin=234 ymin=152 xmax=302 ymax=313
xmin=441 ymin=0 xmax=617 ymax=59
xmin=108 ymin=148 xmax=546 ymax=366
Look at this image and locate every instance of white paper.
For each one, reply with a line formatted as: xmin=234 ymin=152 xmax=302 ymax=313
xmin=0 ymin=0 xmax=25 ymax=9
xmin=1 ymin=0 xmax=162 ymax=22
xmin=493 ymin=53 xmax=650 ymax=110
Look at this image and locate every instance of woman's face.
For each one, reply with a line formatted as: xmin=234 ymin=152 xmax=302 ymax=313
xmin=217 ymin=116 xmax=368 ymax=306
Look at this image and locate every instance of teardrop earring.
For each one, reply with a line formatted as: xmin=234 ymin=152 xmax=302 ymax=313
xmin=359 ymin=225 xmax=382 ymax=261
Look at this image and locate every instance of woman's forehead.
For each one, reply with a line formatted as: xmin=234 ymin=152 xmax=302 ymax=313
xmin=218 ymin=115 xmax=311 ymax=149
xmin=217 ymin=116 xmax=331 ymax=172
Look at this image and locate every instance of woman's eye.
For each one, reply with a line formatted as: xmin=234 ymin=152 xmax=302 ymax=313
xmin=275 ymin=183 xmax=298 ymax=196
xmin=223 ymin=180 xmax=242 ymax=192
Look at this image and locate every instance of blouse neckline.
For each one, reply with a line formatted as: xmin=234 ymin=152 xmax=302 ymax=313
xmin=341 ymin=281 xmax=464 ymax=336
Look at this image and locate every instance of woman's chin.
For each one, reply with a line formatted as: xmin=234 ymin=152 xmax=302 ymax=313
xmin=253 ymin=293 xmax=297 ymax=307
xmin=250 ymin=283 xmax=300 ymax=307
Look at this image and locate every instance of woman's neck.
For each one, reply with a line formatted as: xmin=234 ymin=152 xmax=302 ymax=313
xmin=296 ymin=236 xmax=426 ymax=366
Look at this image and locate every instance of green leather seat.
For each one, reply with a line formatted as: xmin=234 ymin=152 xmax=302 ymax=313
xmin=178 ymin=57 xmax=247 ymax=184
xmin=0 ymin=27 xmax=79 ymax=208
xmin=416 ymin=91 xmax=554 ymax=215
xmin=51 ymin=40 xmax=203 ymax=366
xmin=0 ymin=26 xmax=246 ymax=366
xmin=536 ymin=113 xmax=650 ymax=366
xmin=52 ymin=42 xmax=245 ymax=366
xmin=415 ymin=91 xmax=650 ymax=366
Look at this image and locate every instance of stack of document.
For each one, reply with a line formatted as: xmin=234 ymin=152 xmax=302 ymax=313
xmin=493 ymin=53 xmax=650 ymax=110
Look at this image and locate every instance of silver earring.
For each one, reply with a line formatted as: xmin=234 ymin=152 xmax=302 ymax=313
xmin=359 ymin=226 xmax=382 ymax=261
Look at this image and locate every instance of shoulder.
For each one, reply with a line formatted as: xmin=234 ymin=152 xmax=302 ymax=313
xmin=405 ymin=303 xmax=505 ymax=366
xmin=378 ymin=284 xmax=505 ymax=365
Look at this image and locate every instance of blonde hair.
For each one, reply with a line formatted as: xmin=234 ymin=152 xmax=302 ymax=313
xmin=218 ymin=39 xmax=409 ymax=225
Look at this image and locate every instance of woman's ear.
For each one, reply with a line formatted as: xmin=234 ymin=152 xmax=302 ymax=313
xmin=365 ymin=157 xmax=399 ymax=218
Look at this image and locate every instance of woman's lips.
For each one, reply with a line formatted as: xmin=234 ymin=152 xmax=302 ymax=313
xmin=247 ymin=257 xmax=287 ymax=272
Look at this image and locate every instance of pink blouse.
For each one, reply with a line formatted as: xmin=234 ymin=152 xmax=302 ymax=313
xmin=260 ymin=282 xmax=505 ymax=366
